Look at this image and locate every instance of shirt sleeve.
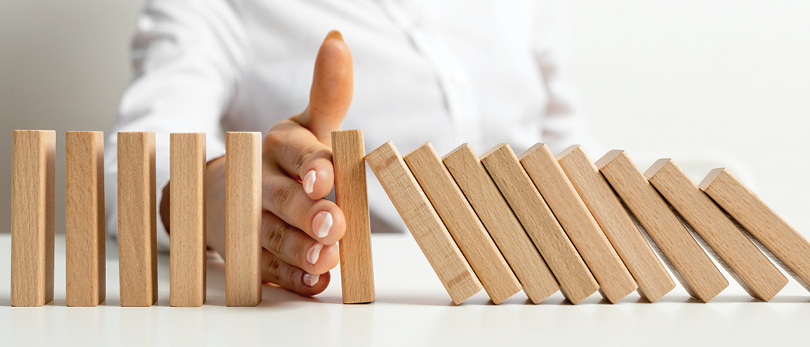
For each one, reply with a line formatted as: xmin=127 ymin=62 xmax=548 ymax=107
xmin=532 ymin=0 xmax=603 ymax=156
xmin=105 ymin=0 xmax=248 ymax=250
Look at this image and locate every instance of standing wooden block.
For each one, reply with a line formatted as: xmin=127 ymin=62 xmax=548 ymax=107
xmin=332 ymin=129 xmax=374 ymax=304
xmin=404 ymin=143 xmax=521 ymax=304
xmin=645 ymin=159 xmax=787 ymax=301
xmin=366 ymin=141 xmax=482 ymax=305
xmin=225 ymin=132 xmax=262 ymax=307
xmin=557 ymin=145 xmax=674 ymax=302
xmin=118 ymin=132 xmax=158 ymax=307
xmin=519 ymin=144 xmax=636 ymax=303
xmin=700 ymin=168 xmax=810 ymax=292
xmin=170 ymin=133 xmax=207 ymax=307
xmin=443 ymin=143 xmax=559 ymax=304
xmin=596 ymin=150 xmax=727 ymax=302
xmin=66 ymin=131 xmax=105 ymax=306
xmin=11 ymin=130 xmax=55 ymax=307
xmin=480 ymin=144 xmax=598 ymax=304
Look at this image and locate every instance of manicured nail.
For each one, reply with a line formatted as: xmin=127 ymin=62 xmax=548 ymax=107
xmin=303 ymin=170 xmax=316 ymax=195
xmin=325 ymin=30 xmax=343 ymax=42
xmin=307 ymin=243 xmax=323 ymax=265
xmin=303 ymin=273 xmax=320 ymax=287
xmin=313 ymin=211 xmax=333 ymax=239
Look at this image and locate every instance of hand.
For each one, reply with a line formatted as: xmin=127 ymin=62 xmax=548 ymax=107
xmin=161 ymin=30 xmax=353 ymax=296
xmin=256 ymin=30 xmax=353 ymax=295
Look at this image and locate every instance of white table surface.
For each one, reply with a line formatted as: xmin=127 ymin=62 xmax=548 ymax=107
xmin=2 ymin=231 xmax=810 ymax=347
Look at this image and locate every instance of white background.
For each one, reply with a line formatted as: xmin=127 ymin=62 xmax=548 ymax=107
xmin=1 ymin=0 xmax=809 ymax=235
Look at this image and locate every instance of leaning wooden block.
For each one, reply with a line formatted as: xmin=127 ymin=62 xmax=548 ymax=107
xmin=11 ymin=130 xmax=55 ymax=307
xmin=557 ymin=145 xmax=674 ymax=303
xmin=480 ymin=144 xmax=598 ymax=304
xmin=225 ymin=132 xmax=263 ymax=307
xmin=332 ymin=129 xmax=374 ymax=304
xmin=700 ymin=168 xmax=810 ymax=292
xmin=66 ymin=131 xmax=106 ymax=306
xmin=405 ymin=142 xmax=522 ymax=304
xmin=596 ymin=150 xmax=727 ymax=303
xmin=118 ymin=132 xmax=158 ymax=307
xmin=366 ymin=141 xmax=482 ymax=305
xmin=646 ymin=159 xmax=787 ymax=301
xmin=443 ymin=143 xmax=559 ymax=304
xmin=170 ymin=133 xmax=207 ymax=307
xmin=520 ymin=144 xmax=636 ymax=303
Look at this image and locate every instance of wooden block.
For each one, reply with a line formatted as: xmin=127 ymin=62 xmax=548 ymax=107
xmin=366 ymin=141 xmax=482 ymax=305
xmin=332 ymin=129 xmax=374 ymax=304
xmin=700 ymin=168 xmax=810 ymax=292
xmin=596 ymin=150 xmax=727 ymax=302
xmin=480 ymin=144 xmax=598 ymax=304
xmin=225 ymin=132 xmax=262 ymax=307
xmin=557 ymin=145 xmax=674 ymax=302
xmin=443 ymin=143 xmax=559 ymax=304
xmin=170 ymin=133 xmax=207 ymax=307
xmin=519 ymin=144 xmax=636 ymax=303
xmin=118 ymin=132 xmax=158 ymax=307
xmin=11 ymin=130 xmax=55 ymax=307
xmin=646 ymin=159 xmax=787 ymax=301
xmin=405 ymin=142 xmax=522 ymax=304
xmin=66 ymin=131 xmax=106 ymax=306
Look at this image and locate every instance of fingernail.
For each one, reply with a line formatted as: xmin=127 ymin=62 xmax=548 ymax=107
xmin=313 ymin=211 xmax=333 ymax=239
xmin=325 ymin=30 xmax=343 ymax=42
xmin=307 ymin=243 xmax=323 ymax=265
xmin=303 ymin=170 xmax=316 ymax=195
xmin=303 ymin=273 xmax=320 ymax=287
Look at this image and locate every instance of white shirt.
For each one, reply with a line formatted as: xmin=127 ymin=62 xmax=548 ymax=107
xmin=105 ymin=0 xmax=600 ymax=248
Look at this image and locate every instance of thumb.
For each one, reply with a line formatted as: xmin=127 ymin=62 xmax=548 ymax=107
xmin=294 ymin=30 xmax=354 ymax=145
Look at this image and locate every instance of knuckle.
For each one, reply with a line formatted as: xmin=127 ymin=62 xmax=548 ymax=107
xmin=264 ymin=129 xmax=286 ymax=149
xmin=268 ymin=181 xmax=300 ymax=214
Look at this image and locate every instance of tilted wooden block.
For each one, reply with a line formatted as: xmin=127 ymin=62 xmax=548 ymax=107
xmin=700 ymin=168 xmax=810 ymax=293
xmin=520 ymin=144 xmax=636 ymax=303
xmin=225 ymin=132 xmax=263 ymax=307
xmin=405 ymin=142 xmax=522 ymax=304
xmin=11 ymin=130 xmax=55 ymax=307
xmin=118 ymin=132 xmax=158 ymax=307
xmin=480 ymin=144 xmax=598 ymax=304
xmin=596 ymin=150 xmax=727 ymax=302
xmin=557 ymin=145 xmax=674 ymax=303
xmin=66 ymin=131 xmax=106 ymax=306
xmin=170 ymin=133 xmax=207 ymax=307
xmin=646 ymin=159 xmax=787 ymax=301
xmin=366 ymin=141 xmax=482 ymax=305
xmin=332 ymin=129 xmax=374 ymax=304
xmin=443 ymin=143 xmax=560 ymax=304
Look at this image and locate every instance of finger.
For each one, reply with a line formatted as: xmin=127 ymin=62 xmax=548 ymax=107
xmin=261 ymin=248 xmax=330 ymax=296
xmin=261 ymin=212 xmax=340 ymax=274
xmin=261 ymin=167 xmax=346 ymax=244
xmin=264 ymin=120 xmax=335 ymax=199
xmin=293 ymin=30 xmax=354 ymax=145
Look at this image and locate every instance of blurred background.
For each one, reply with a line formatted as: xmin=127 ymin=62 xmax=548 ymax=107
xmin=1 ymin=0 xmax=809 ymax=236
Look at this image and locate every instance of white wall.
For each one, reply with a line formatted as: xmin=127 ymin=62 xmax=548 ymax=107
xmin=1 ymin=0 xmax=809 ymax=234
xmin=568 ymin=0 xmax=810 ymax=229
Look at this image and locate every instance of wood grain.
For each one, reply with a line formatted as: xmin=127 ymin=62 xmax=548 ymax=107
xmin=170 ymin=133 xmax=207 ymax=307
xmin=520 ymin=143 xmax=636 ymax=303
xmin=405 ymin=142 xmax=521 ymax=304
xmin=646 ymin=159 xmax=787 ymax=301
xmin=700 ymin=168 xmax=810 ymax=293
xmin=66 ymin=131 xmax=105 ymax=306
xmin=557 ymin=145 xmax=673 ymax=302
xmin=366 ymin=141 xmax=482 ymax=305
xmin=596 ymin=150 xmax=727 ymax=302
xmin=480 ymin=144 xmax=598 ymax=304
xmin=332 ymin=130 xmax=374 ymax=304
xmin=118 ymin=132 xmax=158 ymax=307
xmin=11 ymin=130 xmax=55 ymax=307
xmin=443 ymin=143 xmax=559 ymax=304
xmin=225 ymin=132 xmax=262 ymax=307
